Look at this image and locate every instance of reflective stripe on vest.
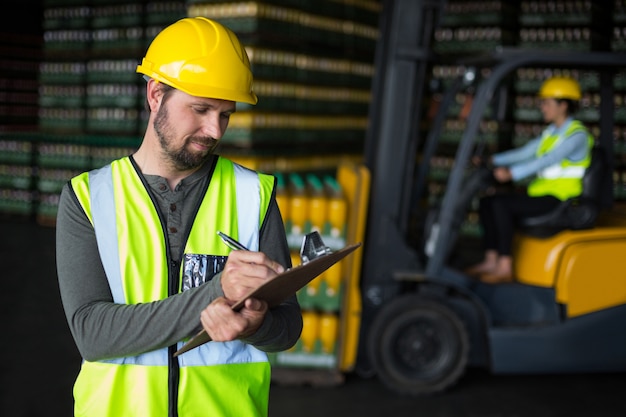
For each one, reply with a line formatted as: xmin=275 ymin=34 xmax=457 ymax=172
xmin=535 ymin=120 xmax=590 ymax=180
xmin=539 ymin=164 xmax=586 ymax=179
xmin=70 ymin=156 xmax=275 ymax=417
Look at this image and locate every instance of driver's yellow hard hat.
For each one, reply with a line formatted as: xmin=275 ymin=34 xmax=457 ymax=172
xmin=538 ymin=76 xmax=581 ymax=101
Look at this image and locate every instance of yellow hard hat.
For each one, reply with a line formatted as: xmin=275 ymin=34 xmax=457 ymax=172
xmin=538 ymin=76 xmax=581 ymax=101
xmin=136 ymin=17 xmax=257 ymax=104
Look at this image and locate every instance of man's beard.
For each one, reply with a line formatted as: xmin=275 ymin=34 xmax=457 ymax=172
xmin=153 ymin=103 xmax=219 ymax=171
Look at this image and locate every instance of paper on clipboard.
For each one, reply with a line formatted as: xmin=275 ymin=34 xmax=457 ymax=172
xmin=174 ymin=242 xmax=362 ymax=357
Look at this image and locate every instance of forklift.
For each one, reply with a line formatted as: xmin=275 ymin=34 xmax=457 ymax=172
xmin=350 ymin=0 xmax=626 ymax=395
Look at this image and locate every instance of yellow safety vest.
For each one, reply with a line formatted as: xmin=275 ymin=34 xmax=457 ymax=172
xmin=527 ymin=120 xmax=593 ymax=201
xmin=70 ymin=156 xmax=275 ymax=417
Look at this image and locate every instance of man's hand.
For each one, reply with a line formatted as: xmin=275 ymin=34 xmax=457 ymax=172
xmin=219 ymin=249 xmax=285 ymax=301
xmin=200 ymin=297 xmax=268 ymax=341
xmin=198 ymin=250 xmax=283 ymax=341
xmin=493 ymin=166 xmax=513 ymax=183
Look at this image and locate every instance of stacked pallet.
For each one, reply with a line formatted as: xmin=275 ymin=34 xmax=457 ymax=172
xmin=187 ymin=1 xmax=379 ymax=157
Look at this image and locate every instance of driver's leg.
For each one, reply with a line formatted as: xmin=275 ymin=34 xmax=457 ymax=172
xmin=465 ymin=194 xmax=499 ymax=275
xmin=479 ymin=193 xmax=560 ymax=283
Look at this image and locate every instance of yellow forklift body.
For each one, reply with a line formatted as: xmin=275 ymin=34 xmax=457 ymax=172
xmin=514 ymin=210 xmax=626 ymax=318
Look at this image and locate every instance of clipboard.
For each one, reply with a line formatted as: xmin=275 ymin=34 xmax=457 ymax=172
xmin=174 ymin=242 xmax=362 ymax=356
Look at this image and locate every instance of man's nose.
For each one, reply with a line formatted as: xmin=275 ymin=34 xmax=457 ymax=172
xmin=200 ymin=114 xmax=225 ymax=139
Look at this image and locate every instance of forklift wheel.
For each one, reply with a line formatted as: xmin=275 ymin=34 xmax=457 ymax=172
xmin=367 ymin=295 xmax=469 ymax=396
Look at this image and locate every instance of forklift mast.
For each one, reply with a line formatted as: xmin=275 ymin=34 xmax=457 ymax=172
xmin=358 ymin=0 xmax=446 ymax=374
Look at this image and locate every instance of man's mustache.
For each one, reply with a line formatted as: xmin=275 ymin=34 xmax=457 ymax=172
xmin=189 ymin=137 xmax=218 ymax=148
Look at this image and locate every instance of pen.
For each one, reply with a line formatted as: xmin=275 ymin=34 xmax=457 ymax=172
xmin=217 ymin=231 xmax=249 ymax=251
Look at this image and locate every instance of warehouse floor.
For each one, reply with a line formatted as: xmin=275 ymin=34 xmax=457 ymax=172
xmin=1 ymin=216 xmax=625 ymax=417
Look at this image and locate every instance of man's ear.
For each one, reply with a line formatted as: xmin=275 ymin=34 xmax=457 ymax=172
xmin=146 ymin=79 xmax=162 ymax=112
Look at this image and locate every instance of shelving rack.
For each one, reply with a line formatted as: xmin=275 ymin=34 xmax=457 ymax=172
xmin=6 ymin=0 xmax=188 ymax=224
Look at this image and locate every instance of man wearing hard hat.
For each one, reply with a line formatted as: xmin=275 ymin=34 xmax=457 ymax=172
xmin=56 ymin=17 xmax=302 ymax=417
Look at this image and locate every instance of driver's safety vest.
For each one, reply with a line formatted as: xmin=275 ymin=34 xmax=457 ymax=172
xmin=69 ymin=156 xmax=275 ymax=417
xmin=527 ymin=119 xmax=593 ymax=201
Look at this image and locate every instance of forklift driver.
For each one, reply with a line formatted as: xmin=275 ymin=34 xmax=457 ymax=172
xmin=465 ymin=76 xmax=594 ymax=284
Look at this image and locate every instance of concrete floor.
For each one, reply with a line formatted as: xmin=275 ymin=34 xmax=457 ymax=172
xmin=1 ymin=216 xmax=625 ymax=417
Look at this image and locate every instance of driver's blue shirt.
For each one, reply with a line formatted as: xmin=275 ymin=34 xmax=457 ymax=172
xmin=492 ymin=117 xmax=589 ymax=182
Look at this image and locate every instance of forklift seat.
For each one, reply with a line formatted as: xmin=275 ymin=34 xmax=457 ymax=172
xmin=519 ymin=144 xmax=608 ymax=238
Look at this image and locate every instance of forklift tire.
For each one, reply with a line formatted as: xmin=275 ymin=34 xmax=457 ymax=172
xmin=367 ymin=294 xmax=470 ymax=396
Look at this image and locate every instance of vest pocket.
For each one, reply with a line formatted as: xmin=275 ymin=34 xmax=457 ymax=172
xmin=182 ymin=254 xmax=227 ymax=291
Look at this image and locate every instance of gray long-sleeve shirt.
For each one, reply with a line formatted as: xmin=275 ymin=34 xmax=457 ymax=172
xmin=56 ymin=154 xmax=302 ymax=362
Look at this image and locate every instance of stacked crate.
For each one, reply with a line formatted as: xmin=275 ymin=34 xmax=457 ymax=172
xmin=0 ymin=134 xmax=36 ymax=217
xmin=187 ymin=1 xmax=378 ymax=157
xmin=518 ymin=1 xmax=604 ymax=51
xmin=35 ymin=0 xmax=186 ymax=224
xmin=270 ymin=171 xmax=348 ymax=370
xmin=0 ymin=33 xmax=41 ymax=134
xmin=433 ymin=1 xmax=517 ymax=55
xmin=0 ymin=28 xmax=42 ymax=217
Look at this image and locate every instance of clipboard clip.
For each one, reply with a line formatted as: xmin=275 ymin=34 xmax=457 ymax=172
xmin=299 ymin=231 xmax=332 ymax=264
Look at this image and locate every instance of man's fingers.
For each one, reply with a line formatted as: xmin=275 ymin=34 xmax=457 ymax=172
xmin=201 ymin=297 xmax=243 ymax=341
xmin=221 ymin=250 xmax=286 ymax=301
xmin=226 ymin=250 xmax=285 ymax=274
xmin=201 ymin=297 xmax=266 ymax=341
xmin=244 ymin=297 xmax=267 ymax=311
